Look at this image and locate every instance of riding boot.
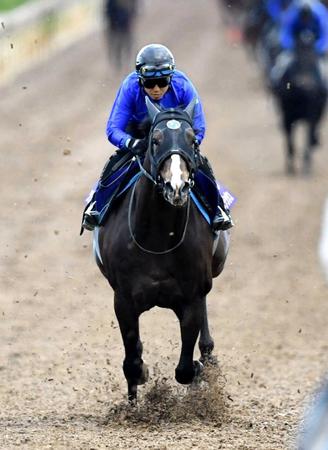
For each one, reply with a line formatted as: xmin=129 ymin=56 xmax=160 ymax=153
xmin=198 ymin=155 xmax=234 ymax=231
xmin=81 ymin=150 xmax=133 ymax=233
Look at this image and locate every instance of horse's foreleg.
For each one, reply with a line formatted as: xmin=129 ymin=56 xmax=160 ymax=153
xmin=304 ymin=122 xmax=318 ymax=175
xmin=303 ymin=126 xmax=313 ymax=176
xmin=285 ymin=122 xmax=295 ymax=175
xmin=199 ymin=297 xmax=217 ymax=366
xmin=174 ymin=302 xmax=203 ymax=385
xmin=114 ymin=294 xmax=148 ymax=402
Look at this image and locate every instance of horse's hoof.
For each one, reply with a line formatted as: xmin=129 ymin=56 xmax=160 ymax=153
xmin=137 ymin=363 xmax=149 ymax=385
xmin=200 ymin=354 xmax=218 ymax=367
xmin=128 ymin=385 xmax=138 ymax=403
xmin=188 ymin=361 xmax=204 ymax=387
xmin=175 ymin=361 xmax=203 ymax=385
xmin=128 ymin=395 xmax=137 ymax=405
xmin=193 ymin=360 xmax=204 ymax=378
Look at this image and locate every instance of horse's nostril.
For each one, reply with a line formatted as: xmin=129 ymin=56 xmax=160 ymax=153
xmin=181 ymin=183 xmax=190 ymax=195
xmin=165 ymin=182 xmax=173 ymax=192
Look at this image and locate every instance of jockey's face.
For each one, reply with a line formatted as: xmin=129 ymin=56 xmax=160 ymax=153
xmin=143 ymin=84 xmax=169 ymax=101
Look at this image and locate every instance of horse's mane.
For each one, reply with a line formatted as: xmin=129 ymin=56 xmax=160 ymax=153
xmin=136 ymin=117 xmax=152 ymax=138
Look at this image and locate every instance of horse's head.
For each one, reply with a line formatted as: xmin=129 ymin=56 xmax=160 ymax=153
xmin=144 ymin=97 xmax=198 ymax=207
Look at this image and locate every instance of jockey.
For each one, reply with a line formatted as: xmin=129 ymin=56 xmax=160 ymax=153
xmin=270 ymin=0 xmax=328 ymax=85
xmin=280 ymin=0 xmax=328 ymax=52
xmin=82 ymin=44 xmax=234 ymax=232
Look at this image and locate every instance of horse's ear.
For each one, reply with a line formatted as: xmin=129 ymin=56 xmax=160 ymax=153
xmin=184 ymin=98 xmax=198 ymax=120
xmin=145 ymin=96 xmax=161 ymax=122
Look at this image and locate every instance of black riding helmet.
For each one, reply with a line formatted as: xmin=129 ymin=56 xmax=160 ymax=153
xmin=135 ymin=44 xmax=175 ymax=79
xmin=298 ymin=0 xmax=314 ymax=21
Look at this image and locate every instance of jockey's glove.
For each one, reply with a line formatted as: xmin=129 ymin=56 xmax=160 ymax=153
xmin=126 ymin=138 xmax=148 ymax=156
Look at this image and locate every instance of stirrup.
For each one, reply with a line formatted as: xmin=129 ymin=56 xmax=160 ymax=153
xmin=82 ymin=201 xmax=98 ymax=231
xmin=212 ymin=207 xmax=234 ymax=231
xmin=82 ymin=215 xmax=97 ymax=231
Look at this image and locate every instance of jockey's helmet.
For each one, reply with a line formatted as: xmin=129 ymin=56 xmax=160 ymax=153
xmin=298 ymin=0 xmax=313 ymax=19
xmin=135 ymin=44 xmax=175 ymax=79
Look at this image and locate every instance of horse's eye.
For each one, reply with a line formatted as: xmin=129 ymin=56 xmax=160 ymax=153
xmin=152 ymin=129 xmax=163 ymax=146
xmin=185 ymin=128 xmax=195 ymax=146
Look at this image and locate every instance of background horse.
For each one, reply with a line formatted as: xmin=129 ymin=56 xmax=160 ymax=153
xmin=103 ymin=0 xmax=138 ymax=71
xmin=242 ymin=0 xmax=270 ymax=56
xmin=272 ymin=32 xmax=328 ymax=175
xmin=95 ymin=99 xmax=230 ymax=401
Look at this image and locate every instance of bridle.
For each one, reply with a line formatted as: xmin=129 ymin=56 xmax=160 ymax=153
xmin=127 ymin=108 xmax=198 ymax=255
xmin=136 ymin=109 xmax=199 ymax=191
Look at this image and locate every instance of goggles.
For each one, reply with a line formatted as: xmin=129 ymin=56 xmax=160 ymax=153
xmin=139 ymin=65 xmax=174 ymax=78
xmin=141 ymin=76 xmax=171 ymax=89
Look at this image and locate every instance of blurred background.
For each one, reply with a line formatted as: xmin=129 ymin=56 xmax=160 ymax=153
xmin=1 ymin=0 xmax=328 ymax=448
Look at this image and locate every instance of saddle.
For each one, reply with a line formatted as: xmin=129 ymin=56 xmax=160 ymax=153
xmin=94 ymin=158 xmax=140 ymax=226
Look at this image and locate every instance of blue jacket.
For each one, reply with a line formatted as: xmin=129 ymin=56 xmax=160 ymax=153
xmin=266 ymin=0 xmax=292 ymax=23
xmin=106 ymin=70 xmax=206 ymax=150
xmin=280 ymin=0 xmax=328 ymax=53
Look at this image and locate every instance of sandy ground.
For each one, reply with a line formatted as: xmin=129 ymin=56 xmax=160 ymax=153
xmin=1 ymin=1 xmax=328 ymax=448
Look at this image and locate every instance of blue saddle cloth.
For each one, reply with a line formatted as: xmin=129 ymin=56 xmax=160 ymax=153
xmin=94 ymin=159 xmax=140 ymax=225
xmin=93 ymin=160 xmax=221 ymax=227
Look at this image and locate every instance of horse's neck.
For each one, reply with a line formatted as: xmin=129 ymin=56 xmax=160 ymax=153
xmin=295 ymin=48 xmax=317 ymax=68
xmin=133 ymin=173 xmax=187 ymax=244
xmin=134 ymin=177 xmax=181 ymax=224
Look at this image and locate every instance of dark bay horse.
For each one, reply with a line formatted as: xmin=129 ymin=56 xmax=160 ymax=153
xmin=104 ymin=0 xmax=138 ymax=70
xmin=272 ymin=33 xmax=327 ymax=175
xmin=242 ymin=0 xmax=270 ymax=55
xmin=94 ymin=98 xmax=230 ymax=401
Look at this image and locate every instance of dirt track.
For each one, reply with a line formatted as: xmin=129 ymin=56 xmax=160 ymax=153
xmin=1 ymin=1 xmax=328 ymax=448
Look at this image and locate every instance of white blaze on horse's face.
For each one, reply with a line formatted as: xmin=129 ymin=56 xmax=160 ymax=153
xmin=160 ymin=154 xmax=190 ymax=207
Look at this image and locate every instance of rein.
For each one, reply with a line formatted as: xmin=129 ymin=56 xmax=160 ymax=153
xmin=127 ymin=177 xmax=191 ymax=255
xmin=136 ymin=155 xmax=157 ymax=184
xmin=127 ymin=106 xmax=195 ymax=254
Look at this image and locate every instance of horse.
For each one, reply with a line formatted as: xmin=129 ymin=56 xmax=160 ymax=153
xmin=242 ymin=0 xmax=270 ymax=56
xmin=103 ymin=0 xmax=137 ymax=71
xmin=94 ymin=98 xmax=230 ymax=402
xmin=271 ymin=32 xmax=327 ymax=175
xmin=242 ymin=0 xmax=291 ymax=67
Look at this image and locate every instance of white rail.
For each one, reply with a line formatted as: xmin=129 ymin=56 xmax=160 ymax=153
xmin=0 ymin=0 xmax=102 ymax=84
